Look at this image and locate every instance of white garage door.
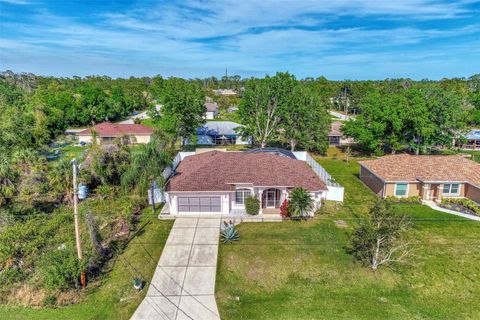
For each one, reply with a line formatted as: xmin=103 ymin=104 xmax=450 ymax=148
xmin=177 ymin=197 xmax=221 ymax=213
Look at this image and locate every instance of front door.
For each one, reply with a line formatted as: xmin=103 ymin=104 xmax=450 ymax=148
xmin=262 ymin=189 xmax=280 ymax=208
xmin=266 ymin=190 xmax=276 ymax=207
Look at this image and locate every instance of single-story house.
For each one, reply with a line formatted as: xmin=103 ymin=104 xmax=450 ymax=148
xmin=359 ymin=154 xmax=480 ymax=203
xmin=328 ymin=121 xmax=353 ymax=146
xmin=193 ymin=121 xmax=250 ymax=145
xmin=457 ymin=129 xmax=480 ymax=150
xmin=204 ymin=102 xmax=219 ymax=119
xmin=165 ymin=150 xmax=329 ymax=215
xmin=77 ymin=122 xmax=153 ymax=144
xmin=214 ymin=89 xmax=237 ymax=97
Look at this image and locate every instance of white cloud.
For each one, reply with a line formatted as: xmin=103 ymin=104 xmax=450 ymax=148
xmin=0 ymin=0 xmax=479 ymax=78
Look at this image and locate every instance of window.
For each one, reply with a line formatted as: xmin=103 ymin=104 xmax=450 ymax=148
xmin=394 ymin=183 xmax=408 ymax=197
xmin=235 ymin=188 xmax=251 ymax=204
xmin=443 ymin=183 xmax=460 ymax=195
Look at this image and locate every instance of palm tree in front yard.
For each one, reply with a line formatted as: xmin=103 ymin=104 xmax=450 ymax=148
xmin=288 ymin=187 xmax=314 ymax=219
xmin=121 ymin=133 xmax=171 ymax=196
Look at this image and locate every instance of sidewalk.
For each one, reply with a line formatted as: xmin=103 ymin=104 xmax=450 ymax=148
xmin=131 ymin=217 xmax=222 ymax=320
xmin=424 ymin=201 xmax=480 ymax=222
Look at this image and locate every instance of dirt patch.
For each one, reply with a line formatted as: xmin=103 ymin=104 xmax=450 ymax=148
xmin=335 ymin=220 xmax=348 ymax=228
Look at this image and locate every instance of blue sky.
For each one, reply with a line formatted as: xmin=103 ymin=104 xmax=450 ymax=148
xmin=0 ymin=0 xmax=479 ymax=79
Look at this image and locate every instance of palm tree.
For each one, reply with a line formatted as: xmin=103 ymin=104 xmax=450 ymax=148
xmin=288 ymin=187 xmax=314 ymax=219
xmin=48 ymin=157 xmax=74 ymax=203
xmin=121 ymin=133 xmax=171 ymax=196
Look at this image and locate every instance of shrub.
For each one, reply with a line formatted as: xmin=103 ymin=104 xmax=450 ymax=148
xmin=37 ymin=245 xmax=87 ymax=290
xmin=0 ymin=267 xmax=24 ymax=285
xmin=95 ymin=184 xmax=116 ymax=199
xmin=440 ymin=198 xmax=480 ymax=216
xmin=385 ymin=196 xmax=421 ymax=204
xmin=280 ymin=199 xmax=289 ymax=218
xmin=245 ymin=196 xmax=260 ymax=215
xmin=43 ymin=295 xmax=57 ymax=307
xmin=349 ymin=201 xmax=412 ymax=270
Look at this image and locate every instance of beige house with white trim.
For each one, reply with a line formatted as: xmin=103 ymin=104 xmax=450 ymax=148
xmin=359 ymin=154 xmax=480 ymax=204
xmin=77 ymin=122 xmax=153 ymax=144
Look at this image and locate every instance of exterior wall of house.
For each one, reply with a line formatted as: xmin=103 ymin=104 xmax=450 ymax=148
xmin=235 ymin=136 xmax=251 ymax=145
xmin=205 ymin=111 xmax=215 ymax=119
xmin=134 ymin=135 xmax=151 ymax=144
xmin=78 ymin=135 xmax=92 ymax=144
xmin=441 ymin=183 xmax=467 ymax=198
xmin=465 ymin=184 xmax=480 ymax=203
xmin=383 ymin=182 xmax=421 ymax=197
xmin=167 ymin=186 xmax=323 ymax=215
xmin=77 ymin=134 xmax=151 ymax=144
xmin=359 ymin=166 xmax=385 ymax=196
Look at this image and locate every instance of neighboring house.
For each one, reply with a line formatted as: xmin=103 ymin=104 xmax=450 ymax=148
xmin=328 ymin=121 xmax=353 ymax=146
xmin=164 ymin=149 xmax=343 ymax=216
xmin=204 ymin=102 xmax=219 ymax=119
xmin=359 ymin=154 xmax=480 ymax=203
xmin=77 ymin=122 xmax=153 ymax=144
xmin=457 ymin=129 xmax=480 ymax=150
xmin=193 ymin=121 xmax=250 ymax=145
xmin=214 ymin=89 xmax=237 ymax=96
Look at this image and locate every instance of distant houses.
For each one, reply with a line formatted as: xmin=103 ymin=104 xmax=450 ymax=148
xmin=328 ymin=121 xmax=353 ymax=146
xmin=457 ymin=129 xmax=480 ymax=150
xmin=214 ymin=89 xmax=237 ymax=97
xmin=76 ymin=122 xmax=153 ymax=144
xmin=204 ymin=102 xmax=219 ymax=119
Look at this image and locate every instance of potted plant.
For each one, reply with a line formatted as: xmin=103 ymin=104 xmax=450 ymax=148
xmin=133 ymin=278 xmax=143 ymax=290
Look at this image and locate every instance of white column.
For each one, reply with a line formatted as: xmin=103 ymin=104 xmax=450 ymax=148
xmin=281 ymin=190 xmax=288 ymax=204
xmin=170 ymin=195 xmax=178 ymax=215
xmin=258 ymin=189 xmax=263 ymax=214
xmin=422 ymin=184 xmax=430 ymax=201
xmin=222 ymin=194 xmax=230 ymax=215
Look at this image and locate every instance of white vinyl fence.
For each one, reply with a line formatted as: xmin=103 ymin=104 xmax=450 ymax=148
xmin=293 ymin=151 xmax=344 ymax=202
xmin=153 ymin=152 xmax=196 ymax=204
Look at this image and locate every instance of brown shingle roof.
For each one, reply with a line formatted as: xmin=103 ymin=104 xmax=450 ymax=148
xmin=204 ymin=102 xmax=218 ymax=112
xmin=77 ymin=122 xmax=153 ymax=137
xmin=359 ymin=154 xmax=480 ymax=186
xmin=167 ymin=151 xmax=327 ymax=192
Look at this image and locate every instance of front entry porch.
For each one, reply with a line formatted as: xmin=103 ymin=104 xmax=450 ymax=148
xmin=261 ymin=188 xmax=282 ymax=209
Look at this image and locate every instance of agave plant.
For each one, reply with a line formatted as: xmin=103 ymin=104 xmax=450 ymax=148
xmin=221 ymin=223 xmax=240 ymax=244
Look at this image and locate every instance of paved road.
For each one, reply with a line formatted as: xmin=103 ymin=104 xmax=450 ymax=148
xmin=131 ymin=217 xmax=222 ymax=320
xmin=119 ymin=105 xmax=162 ymax=124
xmin=329 ymin=110 xmax=351 ymax=121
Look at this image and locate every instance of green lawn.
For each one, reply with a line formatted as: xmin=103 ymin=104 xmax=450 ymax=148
xmin=216 ymin=157 xmax=480 ymax=319
xmin=0 ymin=211 xmax=173 ymax=320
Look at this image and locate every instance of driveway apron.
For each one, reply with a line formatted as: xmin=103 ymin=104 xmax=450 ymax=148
xmin=131 ymin=217 xmax=222 ymax=320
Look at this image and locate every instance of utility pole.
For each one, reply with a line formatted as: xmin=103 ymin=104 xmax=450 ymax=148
xmin=150 ymin=181 xmax=156 ymax=213
xmin=72 ymin=159 xmax=86 ymax=288
xmin=72 ymin=159 xmax=83 ymax=260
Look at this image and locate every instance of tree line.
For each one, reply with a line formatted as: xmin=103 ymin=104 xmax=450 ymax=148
xmin=1 ymin=70 xmax=480 ymax=155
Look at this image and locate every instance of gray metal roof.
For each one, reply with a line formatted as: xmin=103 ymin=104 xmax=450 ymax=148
xmin=197 ymin=121 xmax=243 ymax=136
xmin=465 ymin=129 xmax=480 ymax=140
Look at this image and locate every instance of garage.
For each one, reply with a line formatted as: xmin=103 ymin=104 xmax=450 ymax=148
xmin=177 ymin=196 xmax=222 ymax=213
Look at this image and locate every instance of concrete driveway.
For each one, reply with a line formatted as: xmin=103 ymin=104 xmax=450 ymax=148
xmin=131 ymin=217 xmax=221 ymax=320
